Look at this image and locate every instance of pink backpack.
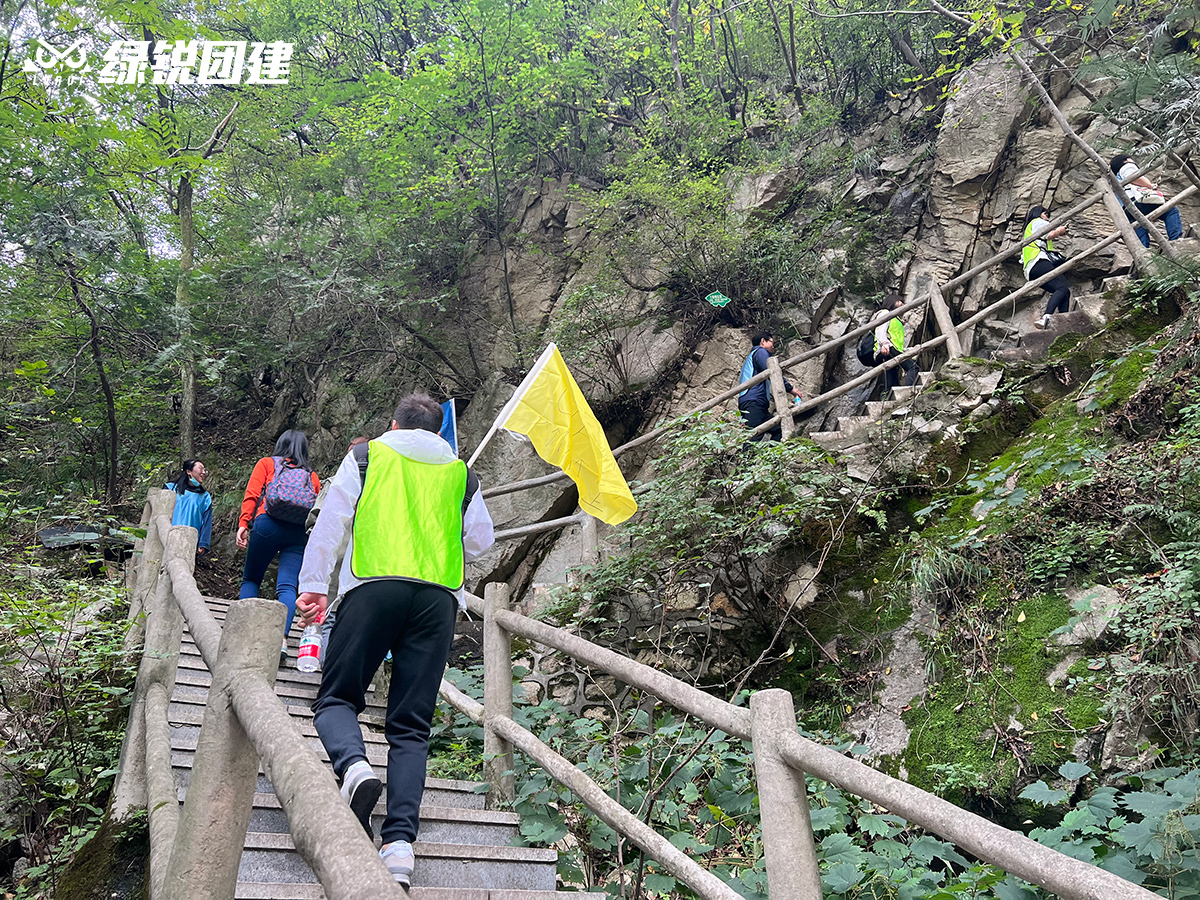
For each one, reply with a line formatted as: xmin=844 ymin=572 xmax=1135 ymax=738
xmin=263 ymin=457 xmax=317 ymax=524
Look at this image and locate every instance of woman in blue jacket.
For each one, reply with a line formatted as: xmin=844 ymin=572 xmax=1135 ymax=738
xmin=165 ymin=458 xmax=213 ymax=556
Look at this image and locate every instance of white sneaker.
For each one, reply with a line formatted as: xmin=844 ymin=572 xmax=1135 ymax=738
xmin=1036 ymin=314 xmax=1051 ymax=329
xmin=340 ymin=760 xmax=382 ymax=839
xmin=280 ymin=640 xmax=288 ymax=665
xmin=380 ymin=840 xmax=415 ymax=886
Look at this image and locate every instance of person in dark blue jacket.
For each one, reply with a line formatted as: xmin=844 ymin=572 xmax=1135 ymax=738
xmin=737 ymin=331 xmax=799 ymax=441
xmin=165 ymin=459 xmax=213 ymax=556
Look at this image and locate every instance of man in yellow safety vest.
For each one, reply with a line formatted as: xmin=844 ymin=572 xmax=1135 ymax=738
xmin=296 ymin=393 xmax=495 ymax=887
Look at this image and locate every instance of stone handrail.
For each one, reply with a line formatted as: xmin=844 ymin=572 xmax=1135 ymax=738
xmin=440 ymin=584 xmax=1163 ymax=900
xmin=115 ymin=489 xmax=405 ymax=900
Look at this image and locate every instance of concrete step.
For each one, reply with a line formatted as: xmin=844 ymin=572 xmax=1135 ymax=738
xmin=807 ymin=431 xmax=871 ymax=453
xmin=233 ymin=791 xmax=518 ymax=843
xmin=995 ymin=309 xmax=1096 ymax=363
xmin=890 ymin=385 xmax=917 ymax=402
xmin=177 ymin=648 xmax=324 ymax=689
xmin=238 ymin=834 xmax=558 ymax=891
xmin=865 ymin=400 xmax=896 ymax=419
xmin=236 ymin=885 xmax=581 ymax=899
xmin=834 ymin=415 xmax=874 ymax=435
xmin=171 ymin=665 xmax=389 ymax=716
xmin=169 ymin=702 xmax=388 ymax=746
xmin=177 ymin=788 xmax=515 ymax=843
xmin=917 ymin=371 xmax=934 ymax=386
xmin=172 ymin=724 xmax=394 ymax=770
xmin=172 ymin=745 xmax=487 ymax=808
xmin=808 ymin=431 xmax=846 ymax=450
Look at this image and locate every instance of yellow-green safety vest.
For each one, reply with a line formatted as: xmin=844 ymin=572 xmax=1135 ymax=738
xmin=1022 ymin=219 xmax=1052 ymax=272
xmin=351 ymin=441 xmax=468 ymax=590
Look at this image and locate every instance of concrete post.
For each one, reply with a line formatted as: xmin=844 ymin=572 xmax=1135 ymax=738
xmin=144 ymin=527 xmax=195 ymax=898
xmin=483 ymin=582 xmax=515 ymax=806
xmin=929 ymin=280 xmax=964 ymax=359
xmin=162 ymin=599 xmax=285 ymax=900
xmin=580 ymin=514 xmax=601 ymax=567
xmin=750 ymin=689 xmax=822 ymax=899
xmin=111 ymin=494 xmax=178 ymax=822
xmin=1097 ymin=176 xmax=1152 ymax=272
xmin=126 ymin=490 xmax=175 ymax=652
xmin=767 ymin=356 xmax=795 ymax=440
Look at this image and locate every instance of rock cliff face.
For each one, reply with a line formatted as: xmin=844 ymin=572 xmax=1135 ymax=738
xmin=455 ymin=49 xmax=1194 ymax=578
xmin=436 ymin=53 xmax=1200 ymax=729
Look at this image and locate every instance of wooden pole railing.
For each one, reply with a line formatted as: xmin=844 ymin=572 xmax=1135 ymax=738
xmin=442 ymin=590 xmax=1164 ymax=900
xmin=119 ymin=489 xmax=405 ymax=900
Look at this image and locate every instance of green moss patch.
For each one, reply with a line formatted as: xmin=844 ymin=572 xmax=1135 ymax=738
xmin=53 ymin=811 xmax=148 ymax=900
xmin=901 ymin=592 xmax=1100 ymax=799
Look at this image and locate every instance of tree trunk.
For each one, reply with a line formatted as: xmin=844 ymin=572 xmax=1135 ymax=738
xmin=176 ymin=172 xmax=197 ymax=459
xmin=64 ymin=261 xmax=120 ymax=503
xmin=668 ymin=0 xmax=684 ymax=93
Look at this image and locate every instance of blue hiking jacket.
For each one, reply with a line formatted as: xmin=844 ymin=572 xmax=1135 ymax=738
xmin=165 ymin=483 xmax=213 ymax=550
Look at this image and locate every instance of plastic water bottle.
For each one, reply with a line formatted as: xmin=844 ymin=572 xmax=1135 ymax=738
xmin=296 ymin=613 xmax=324 ymax=673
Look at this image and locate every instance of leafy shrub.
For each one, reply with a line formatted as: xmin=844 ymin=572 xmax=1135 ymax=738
xmin=0 ymin=557 xmax=137 ymax=897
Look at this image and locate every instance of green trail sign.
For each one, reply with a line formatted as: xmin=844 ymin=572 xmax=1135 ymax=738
xmin=706 ymin=290 xmax=732 ymax=308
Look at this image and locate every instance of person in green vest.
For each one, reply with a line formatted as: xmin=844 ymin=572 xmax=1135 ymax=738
xmin=872 ymin=295 xmax=917 ymax=395
xmin=296 ymin=394 xmax=494 ymax=886
xmin=1022 ymin=206 xmax=1072 ymax=329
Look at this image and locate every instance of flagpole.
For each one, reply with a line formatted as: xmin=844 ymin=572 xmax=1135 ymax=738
xmin=467 ymin=344 xmax=558 ymax=467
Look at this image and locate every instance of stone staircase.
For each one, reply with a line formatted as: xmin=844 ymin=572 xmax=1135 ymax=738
xmin=807 ymin=371 xmax=938 ymax=453
xmin=171 ymin=596 xmax=574 ymax=900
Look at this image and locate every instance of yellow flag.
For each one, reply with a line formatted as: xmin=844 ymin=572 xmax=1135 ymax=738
xmin=500 ymin=344 xmax=637 ymax=525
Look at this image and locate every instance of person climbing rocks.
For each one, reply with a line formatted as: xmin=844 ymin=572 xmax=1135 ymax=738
xmin=1111 ymin=153 xmax=1185 ymax=248
xmin=1022 ymin=206 xmax=1072 ymax=330
xmin=872 ymin=295 xmax=918 ymax=394
xmin=165 ymin=459 xmax=212 ymax=558
xmin=295 ymin=393 xmax=494 ymax=887
xmin=236 ymin=430 xmax=322 ymax=664
xmin=303 ymin=435 xmax=370 ymax=668
xmin=737 ymin=330 xmax=799 ymax=442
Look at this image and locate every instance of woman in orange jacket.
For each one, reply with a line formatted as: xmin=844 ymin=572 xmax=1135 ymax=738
xmin=237 ymin=430 xmax=321 ymax=663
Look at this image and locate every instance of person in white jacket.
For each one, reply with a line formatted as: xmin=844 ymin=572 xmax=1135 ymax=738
xmin=296 ymin=393 xmax=494 ymax=887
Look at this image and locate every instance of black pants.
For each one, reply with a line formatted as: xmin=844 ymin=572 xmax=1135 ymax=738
xmin=313 ymin=579 xmax=457 ymax=844
xmin=1028 ymin=259 xmax=1071 ymax=317
xmin=739 ymin=398 xmax=781 ymax=442
xmin=881 ymin=357 xmax=918 ymax=394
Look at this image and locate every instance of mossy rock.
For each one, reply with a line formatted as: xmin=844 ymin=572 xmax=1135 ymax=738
xmin=900 ymin=592 xmax=1101 ymax=799
xmin=54 ymin=811 xmax=148 ymax=900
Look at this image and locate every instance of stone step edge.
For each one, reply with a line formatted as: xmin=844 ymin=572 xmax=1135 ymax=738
xmin=177 ymin=788 xmax=518 ymax=823
xmin=171 ymin=733 xmax=393 ymax=770
xmin=168 ymin=756 xmax=484 ymax=798
xmin=243 ymin=833 xmax=558 ymax=863
xmin=168 ymin=706 xmax=388 ymax=746
xmin=235 ymin=885 xmax=580 ymax=899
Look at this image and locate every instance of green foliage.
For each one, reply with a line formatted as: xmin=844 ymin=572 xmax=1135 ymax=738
xmin=434 ymin=667 xmax=1200 ymax=898
xmin=1021 ymin=763 xmax=1200 ymax=898
xmin=0 ymin=551 xmax=138 ymax=897
xmin=553 ymin=412 xmax=878 ymax=658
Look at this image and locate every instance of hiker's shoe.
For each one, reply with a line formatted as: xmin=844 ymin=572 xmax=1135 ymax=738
xmin=1035 ymin=314 xmax=1051 ymax=329
xmin=340 ymin=760 xmax=382 ymax=839
xmin=280 ymin=640 xmax=289 ymax=666
xmin=380 ymin=840 xmax=415 ymax=886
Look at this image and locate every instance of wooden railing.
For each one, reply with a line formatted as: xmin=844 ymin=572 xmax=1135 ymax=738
xmin=438 ymin=584 xmax=1161 ymax=900
xmin=113 ymin=489 xmax=405 ymax=900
